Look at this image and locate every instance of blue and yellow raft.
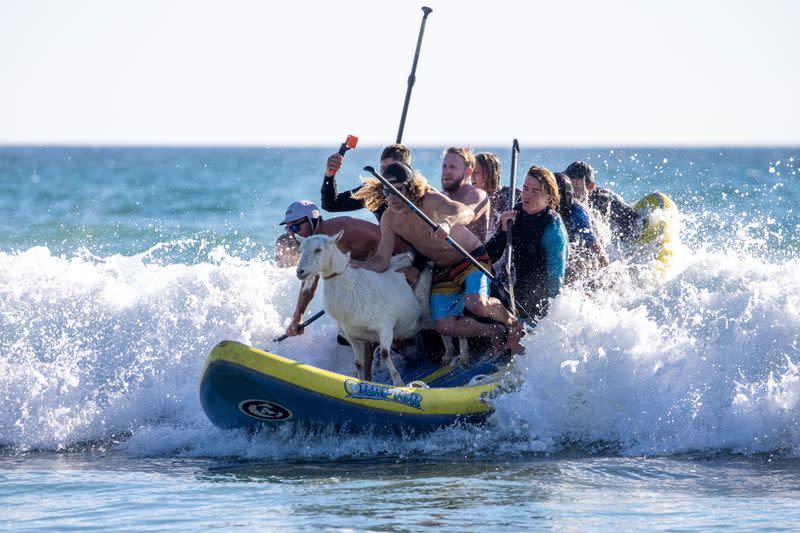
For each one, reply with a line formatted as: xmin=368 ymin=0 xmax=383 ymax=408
xmin=200 ymin=340 xmax=514 ymax=432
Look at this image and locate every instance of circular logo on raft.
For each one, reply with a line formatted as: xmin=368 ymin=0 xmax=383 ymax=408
xmin=239 ymin=400 xmax=293 ymax=421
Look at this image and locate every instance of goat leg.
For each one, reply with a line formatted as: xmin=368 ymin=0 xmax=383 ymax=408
xmin=378 ymin=329 xmax=404 ymax=386
xmin=349 ymin=339 xmax=367 ymax=381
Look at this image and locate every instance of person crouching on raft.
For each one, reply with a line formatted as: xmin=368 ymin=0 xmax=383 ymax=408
xmin=565 ymin=160 xmax=640 ymax=243
xmin=351 ymin=163 xmax=524 ymax=355
xmin=553 ymin=171 xmax=608 ymax=283
xmin=485 ymin=166 xmax=568 ymax=321
xmin=279 ymin=200 xmax=410 ymax=339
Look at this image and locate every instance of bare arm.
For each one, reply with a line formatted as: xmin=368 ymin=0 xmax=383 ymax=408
xmin=351 ymin=214 xmax=396 ymax=272
xmin=285 ymin=275 xmax=319 ymax=337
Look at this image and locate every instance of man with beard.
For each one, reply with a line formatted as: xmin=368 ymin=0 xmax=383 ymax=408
xmin=440 ymin=147 xmax=491 ymax=242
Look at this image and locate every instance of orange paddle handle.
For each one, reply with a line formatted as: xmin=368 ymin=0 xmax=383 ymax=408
xmin=329 ymin=134 xmax=358 ymax=176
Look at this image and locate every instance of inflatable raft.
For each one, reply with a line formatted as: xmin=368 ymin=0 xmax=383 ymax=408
xmin=200 ymin=340 xmax=516 ymax=432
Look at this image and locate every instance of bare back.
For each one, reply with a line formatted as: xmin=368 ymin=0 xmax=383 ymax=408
xmin=446 ymin=184 xmax=490 ymax=242
xmin=382 ymin=191 xmax=483 ymax=268
xmin=321 ymin=217 xmax=409 ymax=261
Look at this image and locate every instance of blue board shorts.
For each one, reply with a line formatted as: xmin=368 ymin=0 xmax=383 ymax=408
xmin=430 ymin=249 xmax=491 ymax=321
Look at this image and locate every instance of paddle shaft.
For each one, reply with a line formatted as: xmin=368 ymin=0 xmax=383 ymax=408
xmin=504 ymin=139 xmax=520 ymax=315
xmin=364 ymin=166 xmax=497 ymax=282
xmin=278 ymin=8 xmax=430 ymax=342
xmin=281 ymin=6 xmax=431 ymax=341
xmin=273 ymin=309 xmax=325 ymax=342
xmin=396 ymin=6 xmax=433 ymax=143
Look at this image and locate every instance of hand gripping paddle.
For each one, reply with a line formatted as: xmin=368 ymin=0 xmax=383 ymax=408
xmin=328 ymin=134 xmax=359 ymax=176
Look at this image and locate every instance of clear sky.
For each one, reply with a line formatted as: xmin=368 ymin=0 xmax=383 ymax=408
xmin=2 ymin=0 xmax=799 ymax=146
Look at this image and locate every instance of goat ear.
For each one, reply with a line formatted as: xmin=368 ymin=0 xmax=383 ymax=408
xmin=332 ymin=229 xmax=344 ymax=243
xmin=294 ymin=234 xmax=307 ymax=245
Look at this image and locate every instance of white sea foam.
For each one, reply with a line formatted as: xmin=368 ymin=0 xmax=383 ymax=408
xmin=1 ymin=239 xmax=799 ymax=458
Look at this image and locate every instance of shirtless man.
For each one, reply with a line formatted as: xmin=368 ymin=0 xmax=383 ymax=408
xmin=441 ymin=147 xmax=491 ymax=242
xmin=352 ymin=163 xmax=522 ymax=354
xmin=280 ymin=200 xmax=408 ymax=337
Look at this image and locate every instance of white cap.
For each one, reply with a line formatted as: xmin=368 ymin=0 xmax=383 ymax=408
xmin=280 ymin=200 xmax=321 ymax=225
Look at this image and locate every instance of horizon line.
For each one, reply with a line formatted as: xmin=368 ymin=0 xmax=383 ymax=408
xmin=2 ymin=142 xmax=800 ymax=150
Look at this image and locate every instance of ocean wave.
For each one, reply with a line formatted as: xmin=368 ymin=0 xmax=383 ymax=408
xmin=1 ymin=239 xmax=799 ymax=458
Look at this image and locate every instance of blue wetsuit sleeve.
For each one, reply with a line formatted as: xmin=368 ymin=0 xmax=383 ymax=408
xmin=571 ymin=204 xmax=596 ymax=246
xmin=542 ymin=217 xmax=567 ymax=297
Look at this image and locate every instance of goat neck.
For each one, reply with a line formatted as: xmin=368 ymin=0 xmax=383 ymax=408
xmin=321 ymin=245 xmax=351 ymax=280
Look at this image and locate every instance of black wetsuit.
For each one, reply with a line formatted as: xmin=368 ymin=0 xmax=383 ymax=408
xmin=486 ymin=204 xmax=567 ymax=319
xmin=320 ymin=175 xmax=387 ymax=220
xmin=588 ymin=186 xmax=640 ymax=242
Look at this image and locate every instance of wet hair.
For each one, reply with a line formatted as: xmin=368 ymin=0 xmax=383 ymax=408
xmin=554 ymin=172 xmax=574 ymax=222
xmin=443 ymin=147 xmax=476 ymax=169
xmin=525 ymin=165 xmax=560 ymax=211
xmin=380 ymin=144 xmax=411 ymax=165
xmin=475 ymin=152 xmax=502 ymax=196
xmin=564 ymin=161 xmax=595 ymax=186
xmin=352 ymin=166 xmax=430 ymax=212
xmin=383 ymin=161 xmax=415 ymax=185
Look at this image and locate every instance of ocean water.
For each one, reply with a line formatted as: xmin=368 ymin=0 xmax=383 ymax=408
xmin=1 ymin=146 xmax=799 ymax=530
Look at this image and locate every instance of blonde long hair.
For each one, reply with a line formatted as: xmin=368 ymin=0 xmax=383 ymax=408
xmin=353 ymin=172 xmax=430 ymax=212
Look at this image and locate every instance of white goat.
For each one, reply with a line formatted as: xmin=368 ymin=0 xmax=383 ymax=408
xmin=295 ymin=231 xmax=432 ymax=386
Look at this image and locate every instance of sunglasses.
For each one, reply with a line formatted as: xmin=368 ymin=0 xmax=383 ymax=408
xmin=382 ymin=184 xmax=407 ymax=197
xmin=287 ymin=221 xmax=305 ymax=233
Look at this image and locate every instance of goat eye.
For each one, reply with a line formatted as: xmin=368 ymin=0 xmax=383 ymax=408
xmin=314 ymin=249 xmax=321 ymax=254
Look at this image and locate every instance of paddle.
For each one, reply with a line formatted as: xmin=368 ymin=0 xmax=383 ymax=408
xmin=504 ymin=139 xmax=520 ymax=315
xmin=363 ymin=165 xmax=535 ymax=323
xmin=396 ymin=6 xmax=433 ymax=143
xmin=273 ymin=310 xmax=325 ymax=342
xmin=278 ymin=7 xmax=433 ymax=342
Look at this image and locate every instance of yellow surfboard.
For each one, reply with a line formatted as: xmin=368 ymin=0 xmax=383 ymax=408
xmin=632 ymin=191 xmax=679 ymax=274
